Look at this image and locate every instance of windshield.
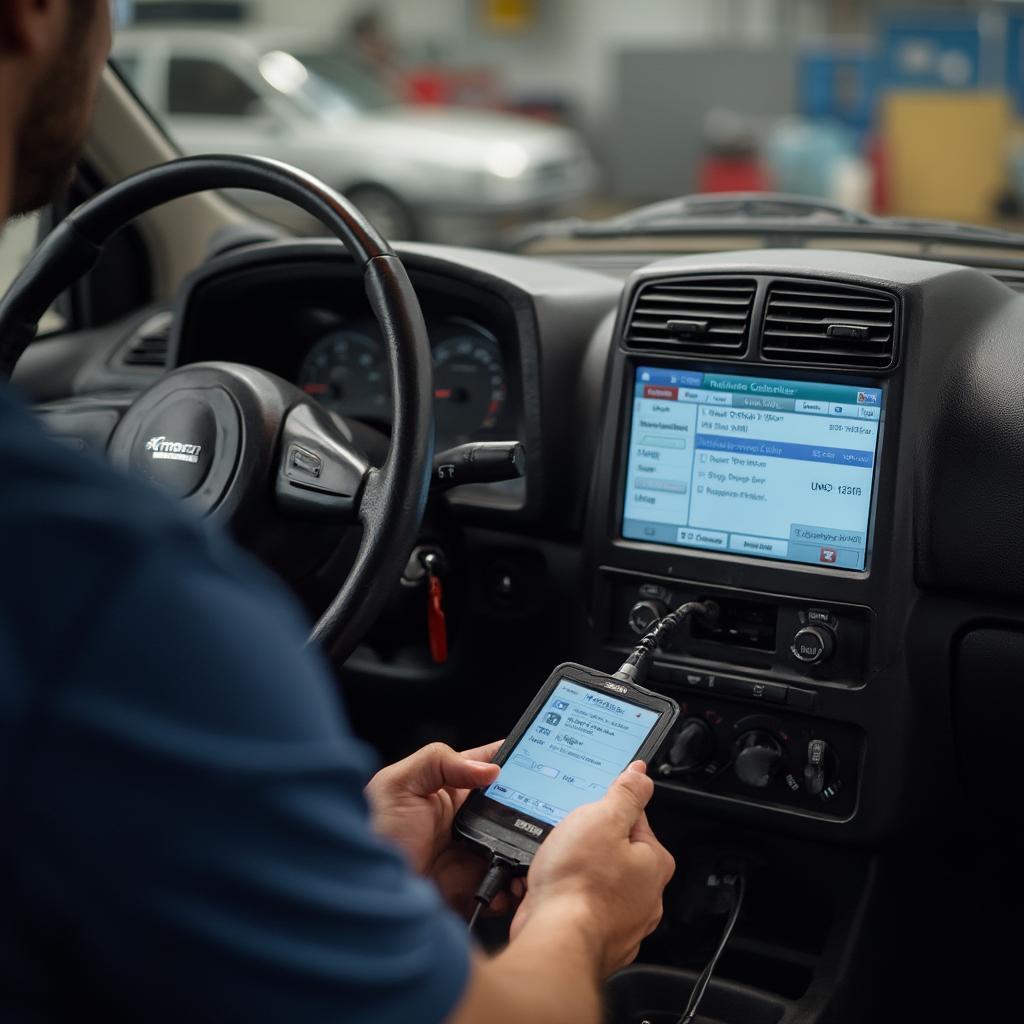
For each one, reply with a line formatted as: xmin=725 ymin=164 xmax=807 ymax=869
xmin=109 ymin=2 xmax=1024 ymax=250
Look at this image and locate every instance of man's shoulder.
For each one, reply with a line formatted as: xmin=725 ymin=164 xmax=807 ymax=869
xmin=0 ymin=386 xmax=204 ymax=545
xmin=0 ymin=387 xmax=233 ymax=664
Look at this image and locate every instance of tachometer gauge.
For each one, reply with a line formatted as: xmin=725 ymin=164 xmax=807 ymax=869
xmin=432 ymin=319 xmax=508 ymax=447
xmin=298 ymin=326 xmax=390 ymax=422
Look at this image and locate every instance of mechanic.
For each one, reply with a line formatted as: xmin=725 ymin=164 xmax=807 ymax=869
xmin=0 ymin=3 xmax=675 ymax=1022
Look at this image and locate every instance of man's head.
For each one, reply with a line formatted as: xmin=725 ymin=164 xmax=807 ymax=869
xmin=0 ymin=0 xmax=111 ymax=218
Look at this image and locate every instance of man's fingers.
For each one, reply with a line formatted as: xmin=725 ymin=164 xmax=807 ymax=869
xmin=601 ymin=761 xmax=654 ymax=831
xmin=390 ymin=742 xmax=500 ymax=796
xmin=629 ymin=809 xmax=657 ymax=844
xmin=459 ymin=739 xmax=503 ymax=764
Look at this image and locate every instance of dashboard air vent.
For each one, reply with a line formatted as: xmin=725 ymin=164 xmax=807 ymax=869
xmin=987 ymin=270 xmax=1024 ymax=293
xmin=761 ymin=281 xmax=897 ymax=369
xmin=625 ymin=277 xmax=756 ymax=356
xmin=119 ymin=310 xmax=173 ymax=369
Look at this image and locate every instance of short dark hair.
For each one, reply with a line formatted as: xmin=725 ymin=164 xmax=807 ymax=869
xmin=0 ymin=0 xmax=97 ymax=52
xmin=350 ymin=11 xmax=382 ymax=39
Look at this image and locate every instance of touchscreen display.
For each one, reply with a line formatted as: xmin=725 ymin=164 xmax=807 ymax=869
xmin=484 ymin=679 xmax=661 ymax=826
xmin=622 ymin=366 xmax=884 ymax=570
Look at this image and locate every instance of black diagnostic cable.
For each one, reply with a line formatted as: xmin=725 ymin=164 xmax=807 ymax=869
xmin=467 ymin=855 xmax=516 ymax=934
xmin=676 ymin=869 xmax=748 ymax=1024
xmin=613 ymin=600 xmax=720 ymax=686
xmin=466 ymin=599 xmax=719 ymax=935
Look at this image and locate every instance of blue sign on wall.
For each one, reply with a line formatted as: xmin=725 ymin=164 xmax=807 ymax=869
xmin=800 ymin=48 xmax=879 ymax=132
xmin=881 ymin=15 xmax=982 ymax=90
xmin=1005 ymin=14 xmax=1024 ymax=114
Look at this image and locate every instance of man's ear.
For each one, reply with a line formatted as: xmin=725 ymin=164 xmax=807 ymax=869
xmin=0 ymin=0 xmax=65 ymax=58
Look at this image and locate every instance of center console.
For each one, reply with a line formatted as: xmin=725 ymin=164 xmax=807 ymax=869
xmin=584 ymin=265 xmax=908 ymax=838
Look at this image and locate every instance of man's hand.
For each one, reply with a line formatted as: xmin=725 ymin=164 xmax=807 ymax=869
xmin=509 ymin=761 xmax=675 ymax=976
xmin=365 ymin=740 xmax=512 ymax=915
xmin=448 ymin=761 xmax=675 ymax=1024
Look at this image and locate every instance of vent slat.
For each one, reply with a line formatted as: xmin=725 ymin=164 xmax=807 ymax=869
xmin=764 ymin=314 xmax=892 ymax=327
xmin=767 ymin=299 xmax=892 ymax=316
xmin=647 ymin=282 xmax=755 ymax=293
xmin=760 ymin=281 xmax=896 ymax=369
xmin=631 ymin=323 xmax=746 ymax=335
xmin=637 ymin=307 xmax=749 ymax=321
xmin=119 ymin=310 xmax=173 ymax=370
xmin=624 ymin=276 xmax=756 ymax=357
xmin=640 ymin=293 xmax=753 ymax=305
xmin=768 ymin=288 xmax=892 ymax=304
xmin=763 ymin=329 xmax=891 ymax=343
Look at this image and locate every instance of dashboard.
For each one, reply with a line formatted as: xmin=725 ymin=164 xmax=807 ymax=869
xmin=22 ymin=229 xmax=1024 ymax=1022
xmin=29 ymin=237 xmax=1024 ymax=848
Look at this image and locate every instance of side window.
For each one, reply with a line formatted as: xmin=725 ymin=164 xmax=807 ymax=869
xmin=0 ymin=214 xmax=67 ymax=333
xmin=167 ymin=57 xmax=263 ymax=117
xmin=0 ymin=215 xmax=41 ymax=297
xmin=114 ymin=53 xmax=142 ymax=90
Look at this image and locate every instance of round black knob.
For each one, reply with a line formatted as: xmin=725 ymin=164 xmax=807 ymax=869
xmin=628 ymin=599 xmax=668 ymax=636
xmin=790 ymin=625 xmax=836 ymax=665
xmin=733 ymin=731 xmax=784 ymax=788
xmin=665 ymin=718 xmax=714 ymax=772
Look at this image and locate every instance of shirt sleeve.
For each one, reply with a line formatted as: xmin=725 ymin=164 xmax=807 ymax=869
xmin=11 ymin=526 xmax=471 ymax=1024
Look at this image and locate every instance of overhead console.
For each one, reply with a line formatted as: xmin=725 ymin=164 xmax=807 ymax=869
xmin=583 ymin=249 xmax=1023 ymax=837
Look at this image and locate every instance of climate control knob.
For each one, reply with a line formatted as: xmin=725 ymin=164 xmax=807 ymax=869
xmin=733 ymin=731 xmax=784 ymax=788
xmin=628 ymin=599 xmax=668 ymax=636
xmin=790 ymin=625 xmax=836 ymax=665
xmin=663 ymin=718 xmax=714 ymax=773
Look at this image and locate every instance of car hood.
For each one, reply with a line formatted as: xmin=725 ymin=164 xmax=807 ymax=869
xmin=322 ymin=106 xmax=587 ymax=170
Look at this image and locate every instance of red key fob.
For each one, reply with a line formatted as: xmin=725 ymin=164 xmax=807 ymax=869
xmin=427 ymin=573 xmax=448 ymax=664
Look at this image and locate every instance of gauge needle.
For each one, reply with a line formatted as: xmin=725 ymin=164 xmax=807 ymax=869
xmin=303 ymin=383 xmax=329 ymax=396
xmin=435 ymin=387 xmax=469 ymax=402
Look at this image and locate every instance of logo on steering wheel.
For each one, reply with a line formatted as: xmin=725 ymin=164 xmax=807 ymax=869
xmin=144 ymin=436 xmax=203 ymax=465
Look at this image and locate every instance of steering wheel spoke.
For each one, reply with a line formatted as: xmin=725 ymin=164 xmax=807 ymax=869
xmin=275 ymin=401 xmax=370 ymax=522
xmin=33 ymin=393 xmax=131 ymax=454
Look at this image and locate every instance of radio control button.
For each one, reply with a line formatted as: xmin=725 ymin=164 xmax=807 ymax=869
xmin=787 ymin=686 xmax=818 ymax=711
xmin=628 ymin=599 xmax=667 ymax=635
xmin=717 ymin=676 xmax=787 ymax=703
xmin=790 ymin=625 xmax=836 ymax=665
xmin=806 ymin=607 xmax=838 ymax=629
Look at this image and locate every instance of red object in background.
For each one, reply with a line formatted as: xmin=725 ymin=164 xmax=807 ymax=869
xmin=868 ymin=134 xmax=888 ymax=214
xmin=403 ymin=68 xmax=501 ymax=108
xmin=405 ymin=72 xmax=447 ymax=105
xmin=697 ymin=156 xmax=772 ymax=194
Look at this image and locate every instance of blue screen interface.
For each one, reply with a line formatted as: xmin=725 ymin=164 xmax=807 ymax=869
xmin=621 ymin=367 xmax=885 ymax=571
xmin=484 ymin=679 xmax=661 ymax=826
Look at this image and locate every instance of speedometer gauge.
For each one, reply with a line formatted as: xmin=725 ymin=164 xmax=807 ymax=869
xmin=298 ymin=325 xmax=389 ymax=422
xmin=432 ymin=319 xmax=508 ymax=447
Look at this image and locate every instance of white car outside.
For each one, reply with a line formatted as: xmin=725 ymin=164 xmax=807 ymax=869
xmin=114 ymin=27 xmax=598 ymax=243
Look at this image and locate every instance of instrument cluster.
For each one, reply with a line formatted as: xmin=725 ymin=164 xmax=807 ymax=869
xmin=297 ymin=314 xmax=514 ymax=450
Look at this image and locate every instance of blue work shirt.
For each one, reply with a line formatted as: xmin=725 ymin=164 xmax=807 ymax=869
xmin=0 ymin=385 xmax=470 ymax=1022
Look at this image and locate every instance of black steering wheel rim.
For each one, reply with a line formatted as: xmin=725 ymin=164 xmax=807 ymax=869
xmin=0 ymin=154 xmax=435 ymax=663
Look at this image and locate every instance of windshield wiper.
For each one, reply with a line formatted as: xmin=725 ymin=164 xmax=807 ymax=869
xmin=512 ymin=191 xmax=1024 ymax=249
xmin=603 ymin=192 xmax=877 ymax=229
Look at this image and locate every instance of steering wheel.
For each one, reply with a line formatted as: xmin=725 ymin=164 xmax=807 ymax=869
xmin=0 ymin=155 xmax=434 ymax=663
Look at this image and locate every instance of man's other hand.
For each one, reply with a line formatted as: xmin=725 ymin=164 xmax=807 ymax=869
xmin=509 ymin=761 xmax=675 ymax=976
xmin=366 ymin=740 xmax=520 ymax=915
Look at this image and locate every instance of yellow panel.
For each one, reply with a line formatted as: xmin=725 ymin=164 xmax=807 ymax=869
xmin=484 ymin=0 xmax=535 ymax=31
xmin=882 ymin=91 xmax=1010 ymax=225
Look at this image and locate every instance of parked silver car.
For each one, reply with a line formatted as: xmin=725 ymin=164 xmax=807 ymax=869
xmin=114 ymin=27 xmax=597 ymax=243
